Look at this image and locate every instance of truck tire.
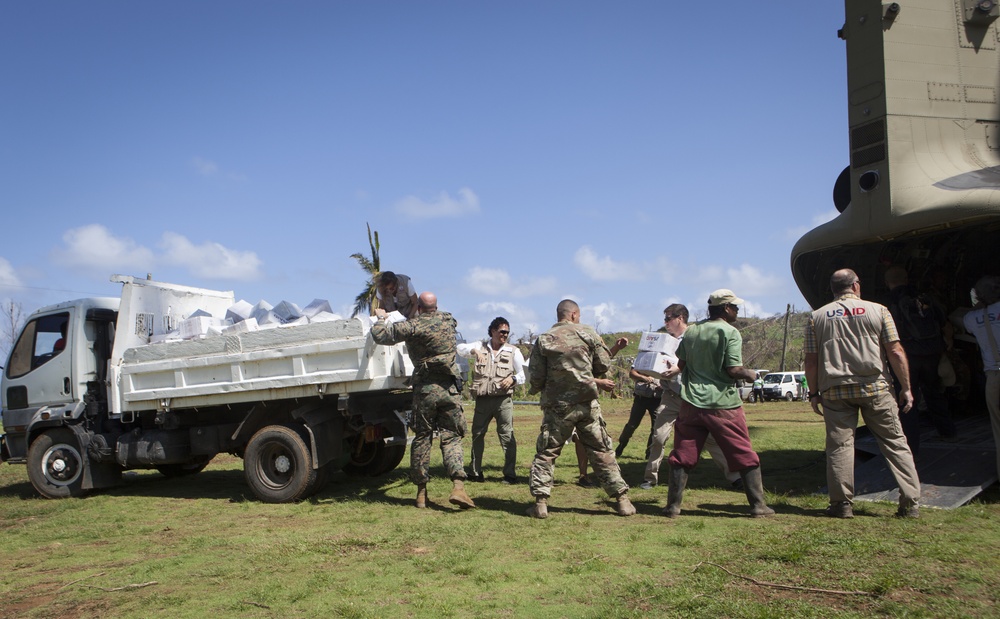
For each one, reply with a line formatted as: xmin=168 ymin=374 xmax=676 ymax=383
xmin=244 ymin=425 xmax=318 ymax=503
xmin=342 ymin=438 xmax=405 ymax=477
xmin=27 ymin=428 xmax=88 ymax=499
xmin=784 ymin=391 xmax=795 ymax=402
xmin=156 ymin=455 xmax=214 ymax=478
xmin=375 ymin=444 xmax=406 ymax=476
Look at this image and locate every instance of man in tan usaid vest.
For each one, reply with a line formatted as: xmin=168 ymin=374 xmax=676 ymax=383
xmin=457 ymin=317 xmax=525 ymax=484
xmin=804 ymin=269 xmax=921 ymax=519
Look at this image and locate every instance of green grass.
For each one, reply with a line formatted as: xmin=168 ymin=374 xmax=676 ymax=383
xmin=1 ymin=401 xmax=998 ymax=618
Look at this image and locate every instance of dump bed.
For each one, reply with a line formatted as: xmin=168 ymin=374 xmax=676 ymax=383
xmin=106 ymin=275 xmax=413 ymax=415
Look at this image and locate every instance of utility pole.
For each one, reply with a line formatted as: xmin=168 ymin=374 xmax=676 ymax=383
xmin=779 ymin=303 xmax=790 ymax=371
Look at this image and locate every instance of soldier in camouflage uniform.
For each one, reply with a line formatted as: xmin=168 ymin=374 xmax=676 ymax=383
xmin=371 ymin=292 xmax=475 ymax=510
xmin=526 ymin=299 xmax=636 ymax=518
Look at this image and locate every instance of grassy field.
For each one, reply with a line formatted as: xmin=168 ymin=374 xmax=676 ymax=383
xmin=1 ymin=400 xmax=998 ymax=618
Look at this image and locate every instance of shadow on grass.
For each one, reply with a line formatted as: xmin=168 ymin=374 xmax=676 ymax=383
xmin=614 ymin=448 xmax=828 ymax=497
xmin=0 ymin=467 xmax=417 ymax=504
xmin=0 ymin=479 xmax=39 ymax=500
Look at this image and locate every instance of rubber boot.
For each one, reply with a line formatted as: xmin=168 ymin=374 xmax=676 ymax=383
xmin=615 ymin=491 xmax=636 ymax=516
xmin=448 ymin=479 xmax=476 ymax=509
xmin=415 ymin=484 xmax=427 ymax=509
xmin=741 ymin=466 xmax=775 ymax=518
xmin=662 ymin=465 xmax=688 ymax=518
xmin=526 ymin=496 xmax=548 ymax=519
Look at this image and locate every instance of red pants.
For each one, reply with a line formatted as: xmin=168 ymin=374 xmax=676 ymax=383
xmin=667 ymin=401 xmax=760 ymax=472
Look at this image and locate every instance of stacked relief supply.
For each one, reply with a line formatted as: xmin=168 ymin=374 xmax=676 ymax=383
xmin=633 ymin=331 xmax=680 ymax=379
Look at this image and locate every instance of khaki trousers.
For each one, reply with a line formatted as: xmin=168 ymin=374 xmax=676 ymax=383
xmin=821 ymin=390 xmax=920 ymax=506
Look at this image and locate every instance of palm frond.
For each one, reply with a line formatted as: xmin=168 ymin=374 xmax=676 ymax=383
xmin=350 ymin=222 xmax=383 ymax=317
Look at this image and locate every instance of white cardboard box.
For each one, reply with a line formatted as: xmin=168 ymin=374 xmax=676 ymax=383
xmin=179 ymin=315 xmax=224 ymax=340
xmin=633 ymin=351 xmax=673 ymax=378
xmin=638 ymin=331 xmax=680 ymax=356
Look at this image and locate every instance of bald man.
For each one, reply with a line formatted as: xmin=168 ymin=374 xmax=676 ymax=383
xmin=526 ymin=299 xmax=635 ymax=518
xmin=372 ymin=292 xmax=474 ymax=510
xmin=805 ymin=269 xmax=920 ymax=519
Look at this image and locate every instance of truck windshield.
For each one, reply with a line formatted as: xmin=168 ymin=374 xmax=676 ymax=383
xmin=763 ymin=374 xmax=782 ymax=385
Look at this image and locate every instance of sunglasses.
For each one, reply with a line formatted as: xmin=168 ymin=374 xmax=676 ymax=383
xmin=498 ymin=330 xmax=510 ymax=336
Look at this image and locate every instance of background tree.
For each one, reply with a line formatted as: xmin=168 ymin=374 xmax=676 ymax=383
xmin=1 ymin=300 xmax=24 ymax=366
xmin=350 ymin=223 xmax=382 ymax=318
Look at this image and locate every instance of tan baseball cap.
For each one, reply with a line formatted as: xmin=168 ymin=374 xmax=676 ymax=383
xmin=708 ymin=289 xmax=745 ymax=307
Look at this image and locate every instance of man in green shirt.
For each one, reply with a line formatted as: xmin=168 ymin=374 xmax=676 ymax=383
xmin=663 ymin=289 xmax=775 ymax=519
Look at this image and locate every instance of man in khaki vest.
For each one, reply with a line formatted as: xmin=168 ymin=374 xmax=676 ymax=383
xmin=457 ymin=317 xmax=525 ymax=484
xmin=804 ymin=269 xmax=921 ymax=519
xmin=375 ymin=271 xmax=419 ymax=319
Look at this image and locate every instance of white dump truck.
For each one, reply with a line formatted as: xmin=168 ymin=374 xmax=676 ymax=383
xmin=0 ymin=275 xmax=415 ymax=502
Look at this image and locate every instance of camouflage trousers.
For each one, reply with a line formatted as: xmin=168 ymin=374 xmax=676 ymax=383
xmin=409 ymin=379 xmax=468 ymax=485
xmin=529 ymin=400 xmax=628 ymax=499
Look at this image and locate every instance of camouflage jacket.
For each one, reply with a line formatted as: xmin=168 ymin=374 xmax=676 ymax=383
xmin=371 ymin=311 xmax=460 ymax=383
xmin=528 ymin=320 xmax=611 ymax=408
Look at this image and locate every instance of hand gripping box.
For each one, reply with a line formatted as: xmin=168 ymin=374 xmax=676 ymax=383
xmin=633 ymin=351 xmax=673 ymax=379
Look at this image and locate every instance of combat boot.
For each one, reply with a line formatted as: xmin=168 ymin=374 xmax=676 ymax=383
xmin=415 ymin=484 xmax=427 ymax=509
xmin=741 ymin=466 xmax=775 ymax=518
xmin=662 ymin=465 xmax=688 ymax=518
xmin=526 ymin=496 xmax=548 ymax=519
xmin=615 ymin=491 xmax=636 ymax=516
xmin=448 ymin=479 xmax=476 ymax=509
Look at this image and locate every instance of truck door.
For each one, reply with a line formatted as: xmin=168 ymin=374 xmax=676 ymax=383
xmin=4 ymin=310 xmax=76 ymax=412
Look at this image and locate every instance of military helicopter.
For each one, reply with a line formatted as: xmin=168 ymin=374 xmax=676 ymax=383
xmin=792 ymin=0 xmax=999 ymax=309
xmin=790 ymin=0 xmax=999 ymax=507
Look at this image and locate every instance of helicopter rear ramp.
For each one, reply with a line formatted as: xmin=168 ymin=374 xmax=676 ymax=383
xmin=853 ymin=415 xmax=996 ymax=508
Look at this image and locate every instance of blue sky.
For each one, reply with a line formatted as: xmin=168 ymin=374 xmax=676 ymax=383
xmin=1 ymin=1 xmax=847 ymax=346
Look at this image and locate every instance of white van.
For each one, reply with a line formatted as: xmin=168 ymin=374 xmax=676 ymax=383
xmin=761 ymin=371 xmax=805 ymax=401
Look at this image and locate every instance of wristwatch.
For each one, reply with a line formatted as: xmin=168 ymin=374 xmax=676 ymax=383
xmin=808 ymin=392 xmax=820 ymax=399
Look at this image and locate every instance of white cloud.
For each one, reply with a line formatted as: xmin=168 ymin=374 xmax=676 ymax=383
xmin=191 ymin=156 xmax=247 ymax=182
xmin=51 ymin=224 xmax=155 ymax=273
xmin=192 ymin=156 xmax=220 ymax=177
xmin=692 ymin=265 xmax=724 ymax=282
xmin=574 ymin=246 xmax=643 ymax=282
xmin=681 ymin=263 xmax=788 ymax=317
xmin=466 ymin=267 xmax=511 ymax=293
xmin=49 ymin=225 xmax=262 ymax=281
xmin=722 ymin=263 xmax=786 ymax=298
xmin=0 ymin=257 xmax=22 ymax=289
xmin=464 ymin=267 xmax=557 ymax=298
xmin=651 ymin=256 xmax=679 ymax=284
xmin=159 ymin=232 xmax=262 ymax=281
xmin=394 ymin=187 xmax=480 ymax=219
xmin=473 ymin=300 xmax=541 ymax=341
xmin=582 ymin=301 xmax=648 ymax=334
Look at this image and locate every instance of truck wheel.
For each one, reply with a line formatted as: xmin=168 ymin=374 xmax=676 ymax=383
xmin=244 ymin=425 xmax=318 ymax=503
xmin=784 ymin=391 xmax=795 ymax=402
xmin=375 ymin=444 xmax=406 ymax=476
xmin=27 ymin=428 xmax=88 ymax=499
xmin=342 ymin=436 xmax=405 ymax=476
xmin=156 ymin=455 xmax=214 ymax=478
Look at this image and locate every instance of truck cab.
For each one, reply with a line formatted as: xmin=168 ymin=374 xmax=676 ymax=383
xmin=1 ymin=298 xmax=118 ymax=463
